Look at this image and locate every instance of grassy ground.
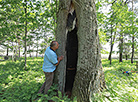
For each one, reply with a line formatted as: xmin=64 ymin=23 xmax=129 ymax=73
xmin=94 ymin=59 xmax=138 ymax=102
xmin=0 ymin=58 xmax=138 ymax=102
xmin=0 ymin=57 xmax=75 ymax=102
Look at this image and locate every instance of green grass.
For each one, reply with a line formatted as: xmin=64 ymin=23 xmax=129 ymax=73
xmin=0 ymin=57 xmax=76 ymax=102
xmin=0 ymin=58 xmax=138 ymax=102
xmin=94 ymin=59 xmax=138 ymax=102
xmin=0 ymin=57 xmax=44 ymax=102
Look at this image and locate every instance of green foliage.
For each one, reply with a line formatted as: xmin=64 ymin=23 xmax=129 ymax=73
xmin=0 ymin=0 xmax=58 ymax=58
xmin=93 ymin=59 xmax=138 ymax=102
xmin=0 ymin=57 xmax=76 ymax=102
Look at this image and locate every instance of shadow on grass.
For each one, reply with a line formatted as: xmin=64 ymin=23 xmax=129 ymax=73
xmin=0 ymin=78 xmax=42 ymax=102
xmin=0 ymin=58 xmax=44 ymax=101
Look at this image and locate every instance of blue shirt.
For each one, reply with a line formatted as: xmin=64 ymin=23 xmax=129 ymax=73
xmin=42 ymin=47 xmax=58 ymax=72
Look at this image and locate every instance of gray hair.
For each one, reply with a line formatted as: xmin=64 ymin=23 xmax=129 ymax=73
xmin=50 ymin=41 xmax=57 ymax=47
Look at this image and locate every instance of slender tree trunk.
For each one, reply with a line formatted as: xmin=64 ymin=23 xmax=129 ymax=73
xmin=5 ymin=46 xmax=9 ymax=60
xmin=119 ymin=33 xmax=123 ymax=62
xmin=36 ymin=47 xmax=38 ymax=57
xmin=18 ymin=39 xmax=20 ymax=58
xmin=54 ymin=0 xmax=106 ymax=101
xmin=12 ymin=42 xmax=14 ymax=62
xmin=108 ymin=24 xmax=113 ymax=61
xmin=131 ymin=36 xmax=134 ymax=63
xmin=109 ymin=44 xmax=113 ymax=64
xmin=29 ymin=45 xmax=31 ymax=57
xmin=126 ymin=54 xmax=128 ymax=60
xmin=6 ymin=47 xmax=8 ymax=57
xmin=36 ymin=40 xmax=38 ymax=57
xmin=14 ymin=41 xmax=18 ymax=62
xmin=108 ymin=23 xmax=117 ymax=64
xmin=24 ymin=0 xmax=27 ymax=70
xmin=131 ymin=0 xmax=134 ymax=63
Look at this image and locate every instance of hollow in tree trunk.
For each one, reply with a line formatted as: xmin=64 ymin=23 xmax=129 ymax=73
xmin=54 ymin=0 xmax=106 ymax=101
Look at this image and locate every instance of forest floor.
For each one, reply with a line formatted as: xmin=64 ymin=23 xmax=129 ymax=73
xmin=0 ymin=58 xmax=138 ymax=102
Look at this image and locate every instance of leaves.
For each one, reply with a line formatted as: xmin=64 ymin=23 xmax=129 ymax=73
xmin=0 ymin=0 xmax=57 ymax=58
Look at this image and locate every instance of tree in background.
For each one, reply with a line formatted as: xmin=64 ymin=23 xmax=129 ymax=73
xmin=101 ymin=0 xmax=138 ymax=63
xmin=0 ymin=0 xmax=57 ymax=66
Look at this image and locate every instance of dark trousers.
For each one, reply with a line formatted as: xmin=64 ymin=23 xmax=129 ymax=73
xmin=38 ymin=72 xmax=54 ymax=94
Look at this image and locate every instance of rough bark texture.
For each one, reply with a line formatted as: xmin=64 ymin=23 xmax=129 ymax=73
xmin=54 ymin=0 xmax=106 ymax=101
xmin=71 ymin=0 xmax=105 ymax=101
xmin=54 ymin=0 xmax=71 ymax=92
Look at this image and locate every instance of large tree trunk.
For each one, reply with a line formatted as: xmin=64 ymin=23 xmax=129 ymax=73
xmin=54 ymin=0 xmax=69 ymax=92
xmin=72 ymin=0 xmax=105 ymax=101
xmin=54 ymin=0 xmax=106 ymax=101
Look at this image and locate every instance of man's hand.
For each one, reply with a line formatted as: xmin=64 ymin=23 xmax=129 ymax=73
xmin=55 ymin=55 xmax=64 ymax=66
xmin=58 ymin=55 xmax=64 ymax=61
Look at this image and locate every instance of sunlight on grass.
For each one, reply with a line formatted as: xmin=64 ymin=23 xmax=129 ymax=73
xmin=0 ymin=57 xmax=76 ymax=102
xmin=0 ymin=58 xmax=138 ymax=101
xmin=94 ymin=59 xmax=138 ymax=102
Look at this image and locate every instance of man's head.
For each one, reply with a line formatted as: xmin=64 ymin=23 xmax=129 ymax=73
xmin=50 ymin=41 xmax=59 ymax=51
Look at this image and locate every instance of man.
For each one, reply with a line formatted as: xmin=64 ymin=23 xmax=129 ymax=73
xmin=38 ymin=41 xmax=64 ymax=94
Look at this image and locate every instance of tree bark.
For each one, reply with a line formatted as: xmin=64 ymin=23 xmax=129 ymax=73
xmin=29 ymin=45 xmax=31 ymax=57
xmin=54 ymin=0 xmax=106 ymax=101
xmin=108 ymin=23 xmax=113 ymax=61
xmin=24 ymin=0 xmax=27 ymax=70
xmin=131 ymin=0 xmax=134 ymax=63
xmin=72 ymin=0 xmax=105 ymax=101
xmin=125 ymin=54 xmax=128 ymax=60
xmin=108 ymin=23 xmax=117 ymax=64
xmin=6 ymin=47 xmax=8 ymax=57
xmin=18 ymin=39 xmax=20 ymax=58
xmin=131 ymin=36 xmax=134 ymax=63
xmin=119 ymin=33 xmax=123 ymax=63
xmin=54 ymin=0 xmax=70 ymax=92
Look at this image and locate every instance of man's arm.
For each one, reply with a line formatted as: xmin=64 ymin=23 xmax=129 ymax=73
xmin=55 ymin=55 xmax=64 ymax=66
